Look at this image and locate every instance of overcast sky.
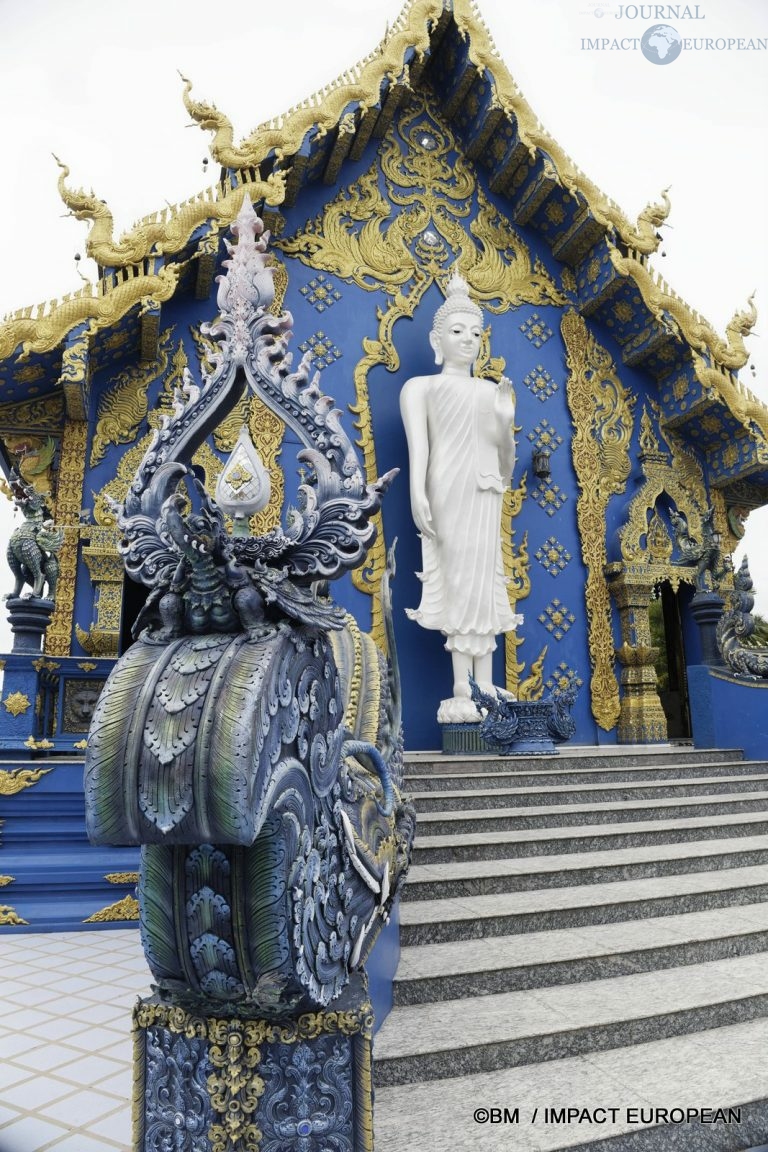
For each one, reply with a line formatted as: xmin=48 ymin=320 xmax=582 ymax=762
xmin=0 ymin=0 xmax=766 ymax=647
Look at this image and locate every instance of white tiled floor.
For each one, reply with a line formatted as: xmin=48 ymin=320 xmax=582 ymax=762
xmin=0 ymin=929 xmax=148 ymax=1152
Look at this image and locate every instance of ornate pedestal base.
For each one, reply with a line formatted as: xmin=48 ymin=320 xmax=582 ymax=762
xmin=0 ymin=598 xmax=57 ymax=756
xmin=441 ymin=722 xmax=486 ymax=755
xmin=443 ymin=698 xmax=575 ymax=756
xmin=133 ymin=976 xmax=374 ymax=1152
xmin=6 ymin=597 xmax=54 ymax=653
xmin=494 ymin=700 xmax=563 ymax=755
xmin=615 ymin=644 xmax=667 ymax=744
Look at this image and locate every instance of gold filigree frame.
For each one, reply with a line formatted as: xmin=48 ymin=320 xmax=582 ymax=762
xmin=562 ymin=310 xmax=634 ymax=731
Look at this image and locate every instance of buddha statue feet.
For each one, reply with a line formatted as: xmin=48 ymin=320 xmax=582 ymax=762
xmin=437 ymin=683 xmax=517 ymax=725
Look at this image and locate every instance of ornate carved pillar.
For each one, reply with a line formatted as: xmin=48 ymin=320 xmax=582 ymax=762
xmin=46 ymin=420 xmax=87 ymax=657
xmin=607 ymin=567 xmax=668 ymax=744
xmin=75 ymin=528 xmax=124 ymax=658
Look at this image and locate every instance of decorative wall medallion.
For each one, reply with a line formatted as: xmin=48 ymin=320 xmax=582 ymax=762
xmin=539 ymin=598 xmax=576 ymax=640
xmin=520 ymin=312 xmax=553 ymax=348
xmin=527 ymin=418 xmax=563 ymax=454
xmin=3 ymin=692 xmax=31 ymax=717
xmin=531 ymin=480 xmax=567 ymax=516
xmin=298 ymin=331 xmax=342 ymax=370
xmin=522 ymin=364 xmax=558 ymax=402
xmin=535 ymin=536 xmax=572 ymax=577
xmin=300 ymin=274 xmax=342 ymax=313
xmin=545 ymin=662 xmax=584 ymax=694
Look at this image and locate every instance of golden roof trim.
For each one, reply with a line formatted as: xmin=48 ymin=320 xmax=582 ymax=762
xmin=0 ymin=0 xmax=756 ymax=404
xmin=181 ymin=2 xmax=441 ymax=168
xmin=54 ymin=157 xmax=285 ymax=269
xmin=0 ymin=263 xmax=180 ymax=362
xmin=0 ymin=180 xmax=280 ymax=361
xmin=608 ymin=245 xmax=757 ymax=370
xmin=182 ymin=0 xmax=669 ymax=258
xmin=456 ymin=4 xmax=671 ymax=254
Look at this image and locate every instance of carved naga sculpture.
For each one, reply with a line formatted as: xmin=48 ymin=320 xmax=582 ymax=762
xmin=84 ymin=196 xmax=414 ymax=1029
xmin=716 ymin=556 xmax=768 ymax=678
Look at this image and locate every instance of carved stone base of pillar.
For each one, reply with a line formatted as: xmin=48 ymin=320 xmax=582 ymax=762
xmin=132 ymin=975 xmax=374 ymax=1151
xmin=6 ymin=597 xmax=54 ymax=654
xmin=615 ymin=643 xmax=668 ymax=745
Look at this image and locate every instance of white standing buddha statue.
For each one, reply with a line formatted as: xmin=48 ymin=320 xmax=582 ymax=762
xmin=400 ymin=273 xmax=523 ymax=724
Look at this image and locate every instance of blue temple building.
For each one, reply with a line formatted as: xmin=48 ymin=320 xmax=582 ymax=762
xmin=0 ymin=0 xmax=765 ymax=932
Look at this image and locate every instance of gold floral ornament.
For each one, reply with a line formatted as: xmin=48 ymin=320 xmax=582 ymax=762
xmin=215 ymin=426 xmax=272 ymax=529
xmin=207 ymin=1022 xmax=266 ymax=1152
xmin=3 ymin=692 xmax=31 ymax=717
xmin=0 ymin=904 xmax=28 ymax=926
xmin=83 ymin=894 xmax=139 ymax=923
xmin=0 ymin=767 xmax=51 ymax=795
xmin=24 ymin=736 xmax=54 ymax=751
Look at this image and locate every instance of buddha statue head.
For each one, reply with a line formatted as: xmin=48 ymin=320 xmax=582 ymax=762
xmin=429 ymin=272 xmax=484 ymax=371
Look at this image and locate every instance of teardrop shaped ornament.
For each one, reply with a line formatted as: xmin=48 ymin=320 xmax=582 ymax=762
xmin=215 ymin=424 xmax=271 ymax=521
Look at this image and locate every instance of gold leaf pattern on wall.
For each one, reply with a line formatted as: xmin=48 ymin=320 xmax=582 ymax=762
xmin=562 ymin=310 xmax=634 ymax=731
xmin=90 ymin=327 xmax=174 ymax=465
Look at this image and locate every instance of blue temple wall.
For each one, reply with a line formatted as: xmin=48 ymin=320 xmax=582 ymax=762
xmin=688 ymin=666 xmax=768 ymax=760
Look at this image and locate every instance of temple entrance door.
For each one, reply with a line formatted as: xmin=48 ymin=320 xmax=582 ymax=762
xmin=650 ymin=581 xmax=691 ymax=741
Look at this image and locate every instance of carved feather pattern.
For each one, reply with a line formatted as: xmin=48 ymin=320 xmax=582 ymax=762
xmin=138 ymin=846 xmax=179 ymax=978
xmin=184 ymin=844 xmax=244 ymax=997
xmin=85 ymin=643 xmax=162 ymax=843
xmin=242 ymin=815 xmax=293 ymax=978
xmin=139 ymin=636 xmax=232 ymax=832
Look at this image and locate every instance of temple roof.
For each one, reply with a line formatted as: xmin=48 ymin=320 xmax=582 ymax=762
xmin=0 ymin=0 xmax=764 ymax=499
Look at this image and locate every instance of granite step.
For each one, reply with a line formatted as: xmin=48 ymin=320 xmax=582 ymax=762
xmin=399 ymin=863 xmax=768 ymax=945
xmin=381 ymin=746 xmax=768 ymax=1144
xmin=394 ymin=901 xmax=768 ymax=1004
xmin=373 ymin=1017 xmax=768 ymax=1149
xmin=409 ymin=773 xmax=768 ymax=812
xmin=372 ymin=952 xmax=768 ymax=1086
xmin=412 ymin=810 xmax=768 ymax=863
xmin=415 ymin=790 xmax=768 ymax=836
xmin=403 ymin=746 xmax=745 ymax=777
xmin=402 ymin=834 xmax=768 ymax=900
xmin=405 ymin=758 xmax=768 ymax=791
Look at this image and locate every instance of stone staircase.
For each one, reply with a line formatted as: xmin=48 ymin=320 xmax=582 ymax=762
xmin=374 ymin=746 xmax=768 ymax=1151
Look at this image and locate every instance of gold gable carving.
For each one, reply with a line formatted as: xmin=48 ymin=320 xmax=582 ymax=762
xmin=620 ymin=400 xmax=708 ymax=564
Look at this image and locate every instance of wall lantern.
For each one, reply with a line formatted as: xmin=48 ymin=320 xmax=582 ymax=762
xmin=532 ymin=449 xmax=551 ymax=479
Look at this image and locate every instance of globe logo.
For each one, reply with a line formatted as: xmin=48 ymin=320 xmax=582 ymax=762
xmin=641 ymin=24 xmax=683 ymax=64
